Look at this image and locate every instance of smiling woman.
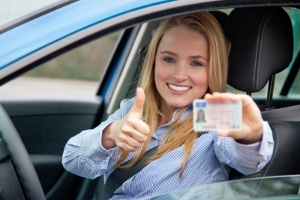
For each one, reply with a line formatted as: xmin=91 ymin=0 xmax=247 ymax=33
xmin=62 ymin=11 xmax=274 ymax=199
xmin=154 ymin=25 xmax=209 ymax=112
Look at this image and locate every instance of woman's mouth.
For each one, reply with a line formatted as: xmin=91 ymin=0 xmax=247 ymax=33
xmin=168 ymin=83 xmax=191 ymax=92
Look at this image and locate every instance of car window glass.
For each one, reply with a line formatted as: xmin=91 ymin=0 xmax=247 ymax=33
xmin=0 ymin=31 xmax=120 ymax=97
xmin=152 ymin=175 xmax=300 ymax=199
xmin=287 ymin=8 xmax=300 ymax=96
xmin=226 ymin=7 xmax=300 ymax=97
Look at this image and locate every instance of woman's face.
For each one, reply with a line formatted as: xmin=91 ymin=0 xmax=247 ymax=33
xmin=155 ymin=25 xmax=209 ymax=114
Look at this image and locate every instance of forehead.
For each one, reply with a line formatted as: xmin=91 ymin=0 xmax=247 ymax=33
xmin=160 ymin=25 xmax=208 ymax=45
xmin=157 ymin=25 xmax=209 ymax=58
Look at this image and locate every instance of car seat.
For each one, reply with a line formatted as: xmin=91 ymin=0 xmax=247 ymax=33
xmin=224 ymin=7 xmax=300 ymax=179
xmin=210 ymin=10 xmax=228 ymax=30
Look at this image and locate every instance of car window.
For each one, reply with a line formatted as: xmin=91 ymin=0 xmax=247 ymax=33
xmin=150 ymin=175 xmax=300 ymax=199
xmin=0 ymin=31 xmax=121 ymax=97
xmin=287 ymin=7 xmax=300 ymax=96
xmin=227 ymin=7 xmax=300 ymax=97
xmin=0 ymin=0 xmax=73 ymax=32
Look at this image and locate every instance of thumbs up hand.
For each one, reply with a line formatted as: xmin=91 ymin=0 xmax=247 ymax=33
xmin=128 ymin=87 xmax=145 ymax=120
xmin=102 ymin=88 xmax=150 ymax=152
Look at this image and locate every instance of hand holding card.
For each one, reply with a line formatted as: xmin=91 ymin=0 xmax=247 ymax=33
xmin=194 ymin=92 xmax=264 ymax=144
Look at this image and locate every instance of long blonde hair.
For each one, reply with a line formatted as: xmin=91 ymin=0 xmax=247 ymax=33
xmin=115 ymin=12 xmax=228 ymax=177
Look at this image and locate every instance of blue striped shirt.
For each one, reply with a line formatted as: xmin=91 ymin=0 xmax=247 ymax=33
xmin=62 ymin=97 xmax=274 ymax=199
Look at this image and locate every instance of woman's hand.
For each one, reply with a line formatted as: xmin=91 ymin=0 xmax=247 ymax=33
xmin=204 ymin=92 xmax=263 ymax=144
xmin=102 ymin=88 xmax=150 ymax=151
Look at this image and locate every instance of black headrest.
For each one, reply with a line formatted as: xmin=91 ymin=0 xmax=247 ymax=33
xmin=225 ymin=7 xmax=293 ymax=92
xmin=210 ymin=11 xmax=228 ymax=30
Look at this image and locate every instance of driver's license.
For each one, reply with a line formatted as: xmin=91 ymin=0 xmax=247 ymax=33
xmin=193 ymin=99 xmax=242 ymax=132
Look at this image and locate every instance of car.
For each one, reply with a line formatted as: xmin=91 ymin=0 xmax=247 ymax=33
xmin=1 ymin=0 xmax=300 ymax=199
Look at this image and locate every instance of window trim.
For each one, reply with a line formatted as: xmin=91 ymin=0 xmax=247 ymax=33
xmin=0 ymin=0 xmax=76 ymax=34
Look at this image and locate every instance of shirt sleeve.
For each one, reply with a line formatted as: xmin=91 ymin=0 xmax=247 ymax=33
xmin=61 ymin=98 xmax=134 ymax=179
xmin=214 ymin=121 xmax=274 ymax=175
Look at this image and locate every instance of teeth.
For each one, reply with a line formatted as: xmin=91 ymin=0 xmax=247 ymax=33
xmin=168 ymin=84 xmax=190 ymax=92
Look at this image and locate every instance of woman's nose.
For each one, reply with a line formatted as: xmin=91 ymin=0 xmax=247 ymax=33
xmin=172 ymin=63 xmax=187 ymax=81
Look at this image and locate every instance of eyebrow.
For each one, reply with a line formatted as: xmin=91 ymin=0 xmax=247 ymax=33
xmin=159 ymin=51 xmax=177 ymax=56
xmin=159 ymin=50 xmax=208 ymax=61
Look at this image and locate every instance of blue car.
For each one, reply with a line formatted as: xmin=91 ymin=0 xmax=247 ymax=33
xmin=1 ymin=0 xmax=300 ymax=199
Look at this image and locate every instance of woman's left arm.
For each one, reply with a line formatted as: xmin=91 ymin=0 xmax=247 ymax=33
xmin=214 ymin=121 xmax=274 ymax=175
xmin=205 ymin=92 xmax=274 ymax=174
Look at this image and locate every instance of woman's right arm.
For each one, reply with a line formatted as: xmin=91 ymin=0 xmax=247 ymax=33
xmin=62 ymin=88 xmax=149 ymax=179
xmin=61 ymin=98 xmax=135 ymax=179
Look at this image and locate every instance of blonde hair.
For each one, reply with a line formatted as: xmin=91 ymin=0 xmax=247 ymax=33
xmin=115 ymin=12 xmax=228 ymax=177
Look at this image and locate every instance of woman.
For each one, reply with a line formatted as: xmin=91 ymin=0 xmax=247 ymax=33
xmin=62 ymin=12 xmax=274 ymax=199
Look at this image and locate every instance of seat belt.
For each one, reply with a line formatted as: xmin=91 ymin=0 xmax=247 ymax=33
xmin=103 ymin=146 xmax=158 ymax=200
xmin=103 ymin=105 xmax=300 ymax=199
xmin=103 ymin=132 xmax=205 ymax=199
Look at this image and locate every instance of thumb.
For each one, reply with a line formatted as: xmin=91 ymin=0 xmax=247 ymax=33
xmin=130 ymin=87 xmax=145 ymax=118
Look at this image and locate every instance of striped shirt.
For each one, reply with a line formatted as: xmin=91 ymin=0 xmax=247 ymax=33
xmin=62 ymin=97 xmax=274 ymax=199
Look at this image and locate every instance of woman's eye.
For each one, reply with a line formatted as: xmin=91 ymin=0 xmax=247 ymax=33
xmin=163 ymin=57 xmax=175 ymax=63
xmin=191 ymin=61 xmax=202 ymax=66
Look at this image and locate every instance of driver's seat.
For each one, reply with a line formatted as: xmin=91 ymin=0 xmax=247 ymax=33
xmin=224 ymin=7 xmax=300 ymax=179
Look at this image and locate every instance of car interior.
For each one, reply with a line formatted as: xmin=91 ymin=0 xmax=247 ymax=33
xmin=105 ymin=6 xmax=300 ymax=198
xmin=0 ymin=3 xmax=300 ymax=200
xmin=224 ymin=6 xmax=300 ymax=182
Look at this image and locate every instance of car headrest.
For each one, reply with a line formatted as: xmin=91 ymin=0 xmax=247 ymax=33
xmin=224 ymin=7 xmax=293 ymax=92
xmin=210 ymin=11 xmax=228 ymax=30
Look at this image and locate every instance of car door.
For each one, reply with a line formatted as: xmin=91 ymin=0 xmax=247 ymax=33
xmin=0 ymin=1 xmax=145 ymax=198
xmin=0 ymin=26 xmax=142 ymax=199
xmin=0 ymin=0 xmax=163 ymax=197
